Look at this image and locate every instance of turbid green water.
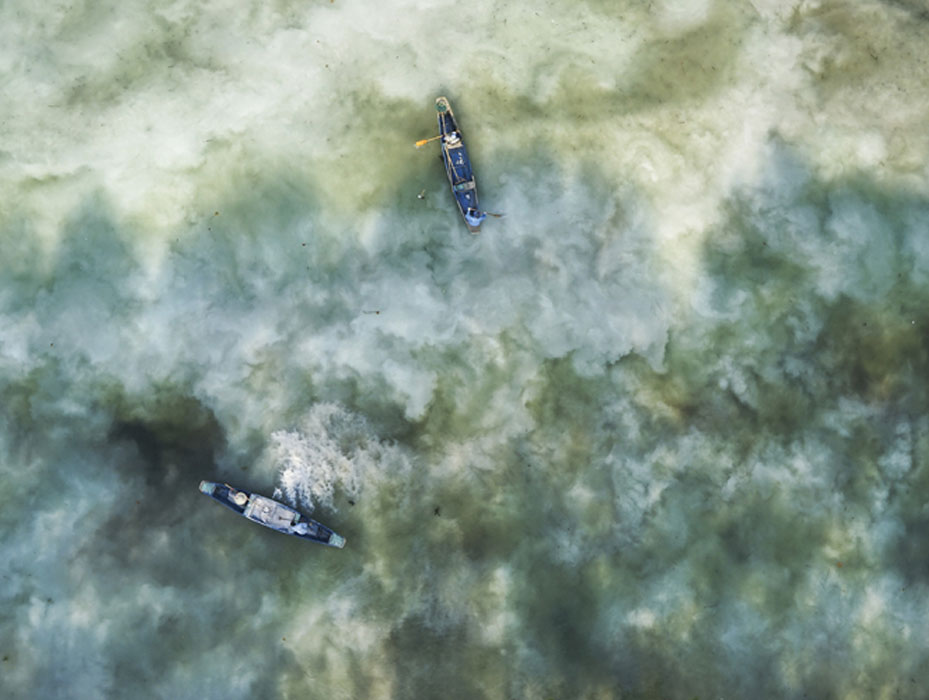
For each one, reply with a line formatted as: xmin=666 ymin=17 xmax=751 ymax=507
xmin=2 ymin=0 xmax=929 ymax=698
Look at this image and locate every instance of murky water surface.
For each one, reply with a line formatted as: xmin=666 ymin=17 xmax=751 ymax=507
xmin=2 ymin=1 xmax=929 ymax=697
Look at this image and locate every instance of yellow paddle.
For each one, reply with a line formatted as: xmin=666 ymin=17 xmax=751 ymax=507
xmin=415 ymin=134 xmax=443 ymax=148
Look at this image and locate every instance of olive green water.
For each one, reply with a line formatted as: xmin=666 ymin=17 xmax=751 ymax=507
xmin=2 ymin=0 xmax=929 ymax=698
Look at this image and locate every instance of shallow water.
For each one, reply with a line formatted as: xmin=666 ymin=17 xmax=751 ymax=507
xmin=2 ymin=0 xmax=929 ymax=698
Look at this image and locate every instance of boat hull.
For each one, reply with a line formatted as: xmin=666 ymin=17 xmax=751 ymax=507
xmin=435 ymin=96 xmax=483 ymax=233
xmin=198 ymin=481 xmax=346 ymax=548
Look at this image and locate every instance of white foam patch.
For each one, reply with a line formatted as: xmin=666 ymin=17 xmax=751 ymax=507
xmin=268 ymin=403 xmax=411 ymax=512
xmin=878 ymin=419 xmax=915 ymax=482
xmin=653 ymin=0 xmax=713 ymax=34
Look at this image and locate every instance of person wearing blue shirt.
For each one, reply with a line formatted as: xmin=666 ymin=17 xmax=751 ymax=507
xmin=464 ymin=208 xmax=486 ymax=227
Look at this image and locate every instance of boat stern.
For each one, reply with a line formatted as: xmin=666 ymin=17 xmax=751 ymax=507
xmin=199 ymin=480 xmax=216 ymax=495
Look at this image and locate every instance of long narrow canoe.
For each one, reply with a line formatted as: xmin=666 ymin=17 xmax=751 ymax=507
xmin=198 ymin=480 xmax=346 ymax=548
xmin=435 ymin=96 xmax=486 ymax=233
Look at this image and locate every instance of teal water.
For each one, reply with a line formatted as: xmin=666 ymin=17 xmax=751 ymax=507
xmin=2 ymin=1 xmax=929 ymax=698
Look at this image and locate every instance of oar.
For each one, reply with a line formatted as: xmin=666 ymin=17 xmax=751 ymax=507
xmin=484 ymin=212 xmax=505 ymax=218
xmin=415 ymin=134 xmax=443 ymax=148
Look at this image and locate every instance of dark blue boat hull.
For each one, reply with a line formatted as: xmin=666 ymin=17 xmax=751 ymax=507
xmin=435 ymin=96 xmax=484 ymax=233
xmin=198 ymin=481 xmax=346 ymax=548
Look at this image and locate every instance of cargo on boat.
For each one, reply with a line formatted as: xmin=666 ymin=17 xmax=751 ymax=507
xmin=198 ymin=481 xmax=346 ymax=548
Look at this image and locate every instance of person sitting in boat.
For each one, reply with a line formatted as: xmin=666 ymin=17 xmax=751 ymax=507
xmin=291 ymin=521 xmax=310 ymax=535
xmin=444 ymin=131 xmax=461 ymax=145
xmin=464 ymin=208 xmax=486 ymax=228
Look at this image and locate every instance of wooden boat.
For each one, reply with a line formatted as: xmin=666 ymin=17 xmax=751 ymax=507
xmin=198 ymin=481 xmax=346 ymax=548
xmin=434 ymin=96 xmax=486 ymax=233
